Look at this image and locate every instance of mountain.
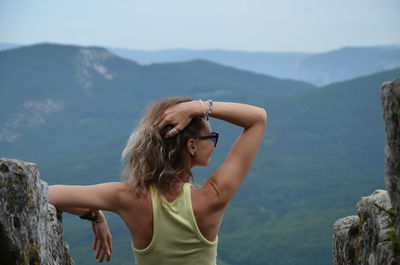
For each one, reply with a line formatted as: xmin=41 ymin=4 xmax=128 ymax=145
xmin=108 ymin=47 xmax=310 ymax=82
xmin=108 ymin=45 xmax=400 ymax=86
xmin=0 ymin=43 xmax=316 ymax=161
xmin=0 ymin=43 xmax=20 ymax=52
xmin=1 ymin=42 xmax=400 ymax=265
xmin=298 ymin=45 xmax=400 ymax=86
xmin=3 ymin=43 xmax=400 ymax=87
xmin=218 ymin=68 xmax=400 ymax=265
xmin=43 ymin=67 xmax=399 ymax=265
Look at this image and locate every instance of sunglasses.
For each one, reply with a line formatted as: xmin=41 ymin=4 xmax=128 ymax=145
xmin=194 ymin=132 xmax=219 ymax=147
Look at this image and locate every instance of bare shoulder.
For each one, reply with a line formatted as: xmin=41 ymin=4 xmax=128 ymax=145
xmin=94 ymin=181 xmax=141 ymax=211
xmin=95 ymin=181 xmax=131 ymax=196
xmin=191 ymin=176 xmax=227 ymax=213
xmin=190 ymin=182 xmax=226 ymax=241
xmin=114 ymin=182 xmax=144 ymax=207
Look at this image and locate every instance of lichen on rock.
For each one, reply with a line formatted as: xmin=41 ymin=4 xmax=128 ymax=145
xmin=333 ymin=78 xmax=400 ymax=265
xmin=333 ymin=190 xmax=396 ymax=265
xmin=0 ymin=158 xmax=74 ymax=265
xmin=382 ymin=78 xmax=400 ymax=252
xmin=333 ymin=215 xmax=360 ymax=265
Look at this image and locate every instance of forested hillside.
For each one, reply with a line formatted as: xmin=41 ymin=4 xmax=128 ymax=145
xmin=1 ymin=43 xmax=399 ymax=265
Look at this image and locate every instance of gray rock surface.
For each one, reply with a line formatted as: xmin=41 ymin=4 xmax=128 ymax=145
xmin=382 ymin=78 xmax=400 ymax=245
xmin=0 ymin=158 xmax=74 ymax=265
xmin=356 ymin=190 xmax=395 ymax=265
xmin=333 ymin=215 xmax=359 ymax=265
xmin=333 ymin=190 xmax=396 ymax=265
xmin=333 ymin=78 xmax=400 ymax=265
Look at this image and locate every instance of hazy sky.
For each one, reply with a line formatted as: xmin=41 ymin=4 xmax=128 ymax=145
xmin=1 ymin=0 xmax=399 ymax=52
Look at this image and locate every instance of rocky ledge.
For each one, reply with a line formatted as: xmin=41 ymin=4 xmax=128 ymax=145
xmin=382 ymin=78 xmax=400 ymax=246
xmin=0 ymin=158 xmax=74 ymax=265
xmin=333 ymin=78 xmax=400 ymax=265
xmin=333 ymin=190 xmax=396 ymax=265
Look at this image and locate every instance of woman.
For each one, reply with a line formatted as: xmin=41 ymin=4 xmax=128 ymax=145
xmin=49 ymin=97 xmax=267 ymax=264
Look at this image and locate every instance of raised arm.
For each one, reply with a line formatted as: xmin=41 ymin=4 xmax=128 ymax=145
xmin=203 ymin=102 xmax=267 ymax=207
xmin=158 ymin=100 xmax=267 ymax=208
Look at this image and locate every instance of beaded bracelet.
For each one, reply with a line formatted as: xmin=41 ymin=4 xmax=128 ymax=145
xmin=79 ymin=209 xmax=102 ymax=223
xmin=206 ymin=99 xmax=213 ymax=120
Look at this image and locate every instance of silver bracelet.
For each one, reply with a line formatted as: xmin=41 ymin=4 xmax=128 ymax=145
xmin=198 ymin=99 xmax=206 ymax=116
xmin=206 ymin=99 xmax=213 ymax=120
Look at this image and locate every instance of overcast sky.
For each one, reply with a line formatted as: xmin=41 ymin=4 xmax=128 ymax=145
xmin=1 ymin=0 xmax=399 ymax=52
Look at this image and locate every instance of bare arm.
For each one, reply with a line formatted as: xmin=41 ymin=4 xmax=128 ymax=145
xmin=48 ymin=183 xmax=126 ymax=263
xmin=48 ymin=182 xmax=127 ymax=214
xmin=203 ymin=102 xmax=267 ymax=207
xmin=158 ymin=100 xmax=267 ymax=208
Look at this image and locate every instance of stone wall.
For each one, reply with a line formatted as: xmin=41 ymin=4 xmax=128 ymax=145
xmin=332 ymin=78 xmax=400 ymax=265
xmin=0 ymin=158 xmax=74 ymax=265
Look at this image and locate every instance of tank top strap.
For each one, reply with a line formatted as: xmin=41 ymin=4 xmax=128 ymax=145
xmin=132 ymin=184 xmax=159 ymax=254
xmin=132 ymin=182 xmax=218 ymax=265
xmin=183 ymin=182 xmax=218 ymax=246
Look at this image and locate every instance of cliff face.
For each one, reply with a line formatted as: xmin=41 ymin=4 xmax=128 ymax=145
xmin=333 ymin=78 xmax=400 ymax=265
xmin=382 ymin=78 xmax=400 ymax=245
xmin=333 ymin=190 xmax=396 ymax=264
xmin=0 ymin=158 xmax=74 ymax=265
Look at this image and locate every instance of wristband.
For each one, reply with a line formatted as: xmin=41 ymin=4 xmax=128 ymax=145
xmin=79 ymin=209 xmax=102 ymax=223
xmin=206 ymin=99 xmax=213 ymax=120
xmin=198 ymin=99 xmax=206 ymax=116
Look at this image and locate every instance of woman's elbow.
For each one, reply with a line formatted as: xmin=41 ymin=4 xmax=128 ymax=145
xmin=257 ymin=108 xmax=268 ymax=125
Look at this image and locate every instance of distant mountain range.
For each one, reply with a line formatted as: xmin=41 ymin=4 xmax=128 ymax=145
xmin=1 ymin=43 xmax=399 ymax=265
xmin=296 ymin=45 xmax=400 ymax=86
xmin=0 ymin=43 xmax=19 ymax=51
xmin=108 ymin=45 xmax=400 ymax=87
xmin=2 ymin=43 xmax=399 ymax=86
xmin=0 ymin=43 xmax=315 ymax=159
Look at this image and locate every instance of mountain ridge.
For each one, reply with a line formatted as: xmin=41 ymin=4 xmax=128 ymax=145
xmin=0 ymin=43 xmax=316 ymax=159
xmin=1 ymin=42 xmax=400 ymax=265
xmin=3 ymin=42 xmax=399 ymax=86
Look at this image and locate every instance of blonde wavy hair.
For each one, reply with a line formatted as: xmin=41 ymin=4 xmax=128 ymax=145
xmin=121 ymin=97 xmax=207 ymax=195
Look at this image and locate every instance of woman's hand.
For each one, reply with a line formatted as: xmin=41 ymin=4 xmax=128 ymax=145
xmin=157 ymin=100 xmax=202 ymax=138
xmin=91 ymin=211 xmax=112 ymax=263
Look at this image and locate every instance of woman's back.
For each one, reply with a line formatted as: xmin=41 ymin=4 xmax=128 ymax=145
xmin=118 ymin=182 xmax=219 ymax=265
xmin=49 ymin=98 xmax=267 ymax=263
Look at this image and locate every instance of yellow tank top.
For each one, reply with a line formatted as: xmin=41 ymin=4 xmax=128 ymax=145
xmin=131 ymin=182 xmax=218 ymax=265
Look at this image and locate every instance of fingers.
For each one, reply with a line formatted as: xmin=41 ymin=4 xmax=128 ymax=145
xmin=93 ymin=236 xmax=99 ymax=251
xmin=164 ymin=126 xmax=180 ymax=138
xmin=157 ymin=111 xmax=175 ymax=131
xmin=91 ymin=221 xmax=113 ymax=263
xmin=105 ymin=239 xmax=112 ymax=262
xmin=96 ymin=239 xmax=111 ymax=263
xmin=92 ymin=222 xmax=97 ymax=250
xmin=157 ymin=108 xmax=194 ymax=138
xmin=93 ymin=232 xmax=111 ymax=263
xmin=156 ymin=113 xmax=168 ymax=130
xmin=98 ymin=246 xmax=105 ymax=263
xmin=96 ymin=241 xmax=101 ymax=259
xmin=107 ymin=232 xmax=113 ymax=256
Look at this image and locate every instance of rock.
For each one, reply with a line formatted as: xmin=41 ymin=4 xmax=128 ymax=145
xmin=356 ymin=190 xmax=395 ymax=265
xmin=0 ymin=158 xmax=74 ymax=265
xmin=333 ymin=215 xmax=359 ymax=265
xmin=333 ymin=78 xmax=400 ymax=265
xmin=333 ymin=190 xmax=396 ymax=265
xmin=382 ymin=78 xmax=400 ymax=245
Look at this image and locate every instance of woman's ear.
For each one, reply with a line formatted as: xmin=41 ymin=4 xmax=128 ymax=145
xmin=186 ymin=138 xmax=196 ymax=157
